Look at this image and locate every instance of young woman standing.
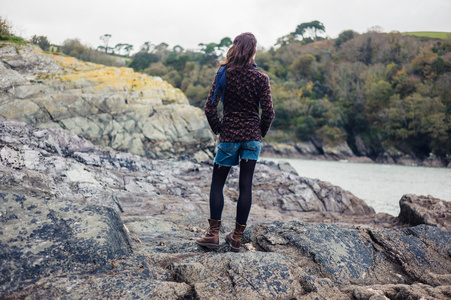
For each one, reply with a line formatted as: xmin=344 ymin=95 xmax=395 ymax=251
xmin=196 ymin=32 xmax=275 ymax=252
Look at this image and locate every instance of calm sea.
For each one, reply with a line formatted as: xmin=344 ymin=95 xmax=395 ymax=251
xmin=262 ymin=157 xmax=451 ymax=216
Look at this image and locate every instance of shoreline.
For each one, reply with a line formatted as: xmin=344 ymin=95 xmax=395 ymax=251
xmin=261 ymin=142 xmax=451 ymax=168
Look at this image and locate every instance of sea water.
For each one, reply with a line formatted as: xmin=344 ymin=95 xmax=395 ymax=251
xmin=262 ymin=157 xmax=451 ymax=216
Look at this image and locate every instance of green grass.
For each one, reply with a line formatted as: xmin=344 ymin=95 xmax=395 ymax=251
xmin=402 ymin=31 xmax=451 ymax=39
xmin=0 ymin=34 xmax=26 ymax=44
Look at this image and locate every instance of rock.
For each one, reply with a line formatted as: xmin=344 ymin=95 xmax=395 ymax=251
xmin=1 ymin=118 xmax=450 ymax=299
xmin=0 ymin=42 xmax=215 ymax=159
xmin=376 ymin=147 xmax=448 ymax=168
xmin=251 ymin=221 xmax=451 ymax=297
xmin=323 ymin=141 xmax=355 ymax=158
xmin=170 ymin=252 xmax=305 ymax=299
xmin=262 ymin=141 xmax=361 ymax=162
xmin=366 ymin=225 xmax=451 ymax=286
xmin=0 ymin=68 xmax=27 ymax=89
xmin=398 ymin=194 xmax=451 ymax=230
xmin=295 ymin=140 xmax=321 ymax=155
xmin=261 ymin=141 xmax=322 ymax=159
xmin=345 ymin=283 xmax=451 ymax=300
xmin=354 ymin=135 xmax=370 ymax=157
xmin=259 ymin=159 xmax=298 ymax=175
xmin=0 ymin=192 xmax=132 ymax=294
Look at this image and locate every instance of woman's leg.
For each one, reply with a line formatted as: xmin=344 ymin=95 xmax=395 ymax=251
xmin=236 ymin=159 xmax=257 ymax=225
xmin=209 ymin=163 xmax=231 ymax=220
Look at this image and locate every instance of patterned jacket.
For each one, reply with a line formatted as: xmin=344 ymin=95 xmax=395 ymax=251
xmin=204 ymin=65 xmax=275 ymax=143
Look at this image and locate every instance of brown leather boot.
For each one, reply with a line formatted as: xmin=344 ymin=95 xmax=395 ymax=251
xmin=196 ymin=219 xmax=221 ymax=250
xmin=225 ymin=222 xmax=246 ymax=252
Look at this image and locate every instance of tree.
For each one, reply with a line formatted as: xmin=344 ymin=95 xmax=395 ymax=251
xmin=198 ymin=42 xmax=219 ymax=65
xmin=164 ymin=55 xmax=189 ymax=71
xmin=154 ymin=42 xmax=169 ymax=60
xmin=217 ymin=37 xmax=232 ymax=55
xmin=295 ymin=115 xmax=316 ymax=140
xmin=129 ymin=51 xmax=159 ymax=71
xmin=292 ymin=21 xmax=325 ymax=41
xmin=62 ymin=38 xmax=86 ymax=56
xmin=275 ymin=34 xmax=296 ymax=47
xmin=141 ymin=41 xmax=154 ymax=53
xmin=31 ymin=35 xmax=50 ymax=51
xmin=123 ymin=44 xmax=134 ymax=56
xmin=172 ymin=45 xmax=184 ymax=54
xmin=0 ymin=16 xmax=14 ymax=36
xmin=99 ymin=34 xmax=112 ymax=53
xmin=365 ymin=80 xmax=393 ymax=124
xmin=113 ymin=43 xmax=126 ymax=55
xmin=383 ymin=93 xmax=448 ymax=158
xmin=198 ymin=42 xmax=217 ymax=55
xmin=61 ymin=38 xmax=125 ymax=67
xmin=334 ymin=30 xmax=357 ymax=48
xmin=290 ymin=54 xmax=315 ymax=80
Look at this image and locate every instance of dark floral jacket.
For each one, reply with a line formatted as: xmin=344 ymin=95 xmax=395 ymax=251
xmin=204 ymin=65 xmax=275 ymax=142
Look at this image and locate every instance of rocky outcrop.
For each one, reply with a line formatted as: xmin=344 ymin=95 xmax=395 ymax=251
xmin=261 ymin=141 xmax=374 ymax=163
xmin=1 ymin=118 xmax=450 ymax=299
xmin=0 ymin=42 xmax=215 ymax=160
xmin=0 ymin=192 xmax=133 ymax=293
xmin=398 ymin=194 xmax=451 ymax=231
xmin=262 ymin=141 xmax=450 ymax=167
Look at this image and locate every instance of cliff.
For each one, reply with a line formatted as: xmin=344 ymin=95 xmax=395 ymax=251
xmin=0 ymin=42 xmax=215 ymax=160
xmin=1 ymin=118 xmax=450 ymax=299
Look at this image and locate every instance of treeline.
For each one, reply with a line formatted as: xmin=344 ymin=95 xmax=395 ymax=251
xmin=123 ymin=28 xmax=451 ymax=161
xmin=255 ymin=30 xmax=451 ymax=161
xmin=58 ymin=39 xmax=127 ymax=67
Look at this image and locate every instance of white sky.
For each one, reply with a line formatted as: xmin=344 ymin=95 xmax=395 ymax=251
xmin=2 ymin=0 xmax=451 ymax=51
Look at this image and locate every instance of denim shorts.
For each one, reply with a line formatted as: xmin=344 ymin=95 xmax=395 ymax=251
xmin=214 ymin=141 xmax=262 ymax=166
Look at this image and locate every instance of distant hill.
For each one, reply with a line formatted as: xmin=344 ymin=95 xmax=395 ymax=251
xmin=402 ymin=31 xmax=451 ymax=39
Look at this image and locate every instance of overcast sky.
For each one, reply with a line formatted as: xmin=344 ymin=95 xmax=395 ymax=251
xmin=2 ymin=0 xmax=451 ymax=51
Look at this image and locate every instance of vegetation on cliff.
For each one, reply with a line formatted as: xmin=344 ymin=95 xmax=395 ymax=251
xmin=122 ymin=26 xmax=451 ymax=163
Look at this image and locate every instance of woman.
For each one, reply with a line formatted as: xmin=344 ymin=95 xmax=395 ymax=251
xmin=196 ymin=32 xmax=275 ymax=252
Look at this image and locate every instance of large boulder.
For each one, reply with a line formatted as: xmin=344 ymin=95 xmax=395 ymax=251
xmin=0 ymin=192 xmax=132 ymax=294
xmin=398 ymin=194 xmax=451 ymax=231
xmin=0 ymin=42 xmax=215 ymax=159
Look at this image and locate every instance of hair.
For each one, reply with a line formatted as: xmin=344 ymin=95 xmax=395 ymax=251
xmin=221 ymin=32 xmax=257 ymax=70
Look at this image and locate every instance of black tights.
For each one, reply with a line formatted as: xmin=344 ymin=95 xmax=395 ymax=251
xmin=209 ymin=159 xmax=257 ymax=225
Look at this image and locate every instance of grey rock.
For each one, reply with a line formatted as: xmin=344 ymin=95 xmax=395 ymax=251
xmin=346 ymin=283 xmax=451 ymax=300
xmin=0 ymin=68 xmax=27 ymax=89
xmin=323 ymin=141 xmax=355 ymax=157
xmin=354 ymin=135 xmax=370 ymax=157
xmin=250 ymin=221 xmax=451 ymax=297
xmin=0 ymin=42 xmax=215 ymax=160
xmin=398 ymin=194 xmax=451 ymax=230
xmin=0 ymin=192 xmax=132 ymax=294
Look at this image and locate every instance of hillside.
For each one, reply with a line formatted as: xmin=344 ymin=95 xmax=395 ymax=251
xmin=122 ymin=31 xmax=451 ymax=166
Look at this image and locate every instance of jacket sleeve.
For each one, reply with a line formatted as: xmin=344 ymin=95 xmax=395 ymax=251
xmin=204 ymin=75 xmax=222 ymax=135
xmin=259 ymin=74 xmax=275 ymax=138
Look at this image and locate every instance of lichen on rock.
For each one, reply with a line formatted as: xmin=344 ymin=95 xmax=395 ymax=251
xmin=0 ymin=42 xmax=215 ymax=160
